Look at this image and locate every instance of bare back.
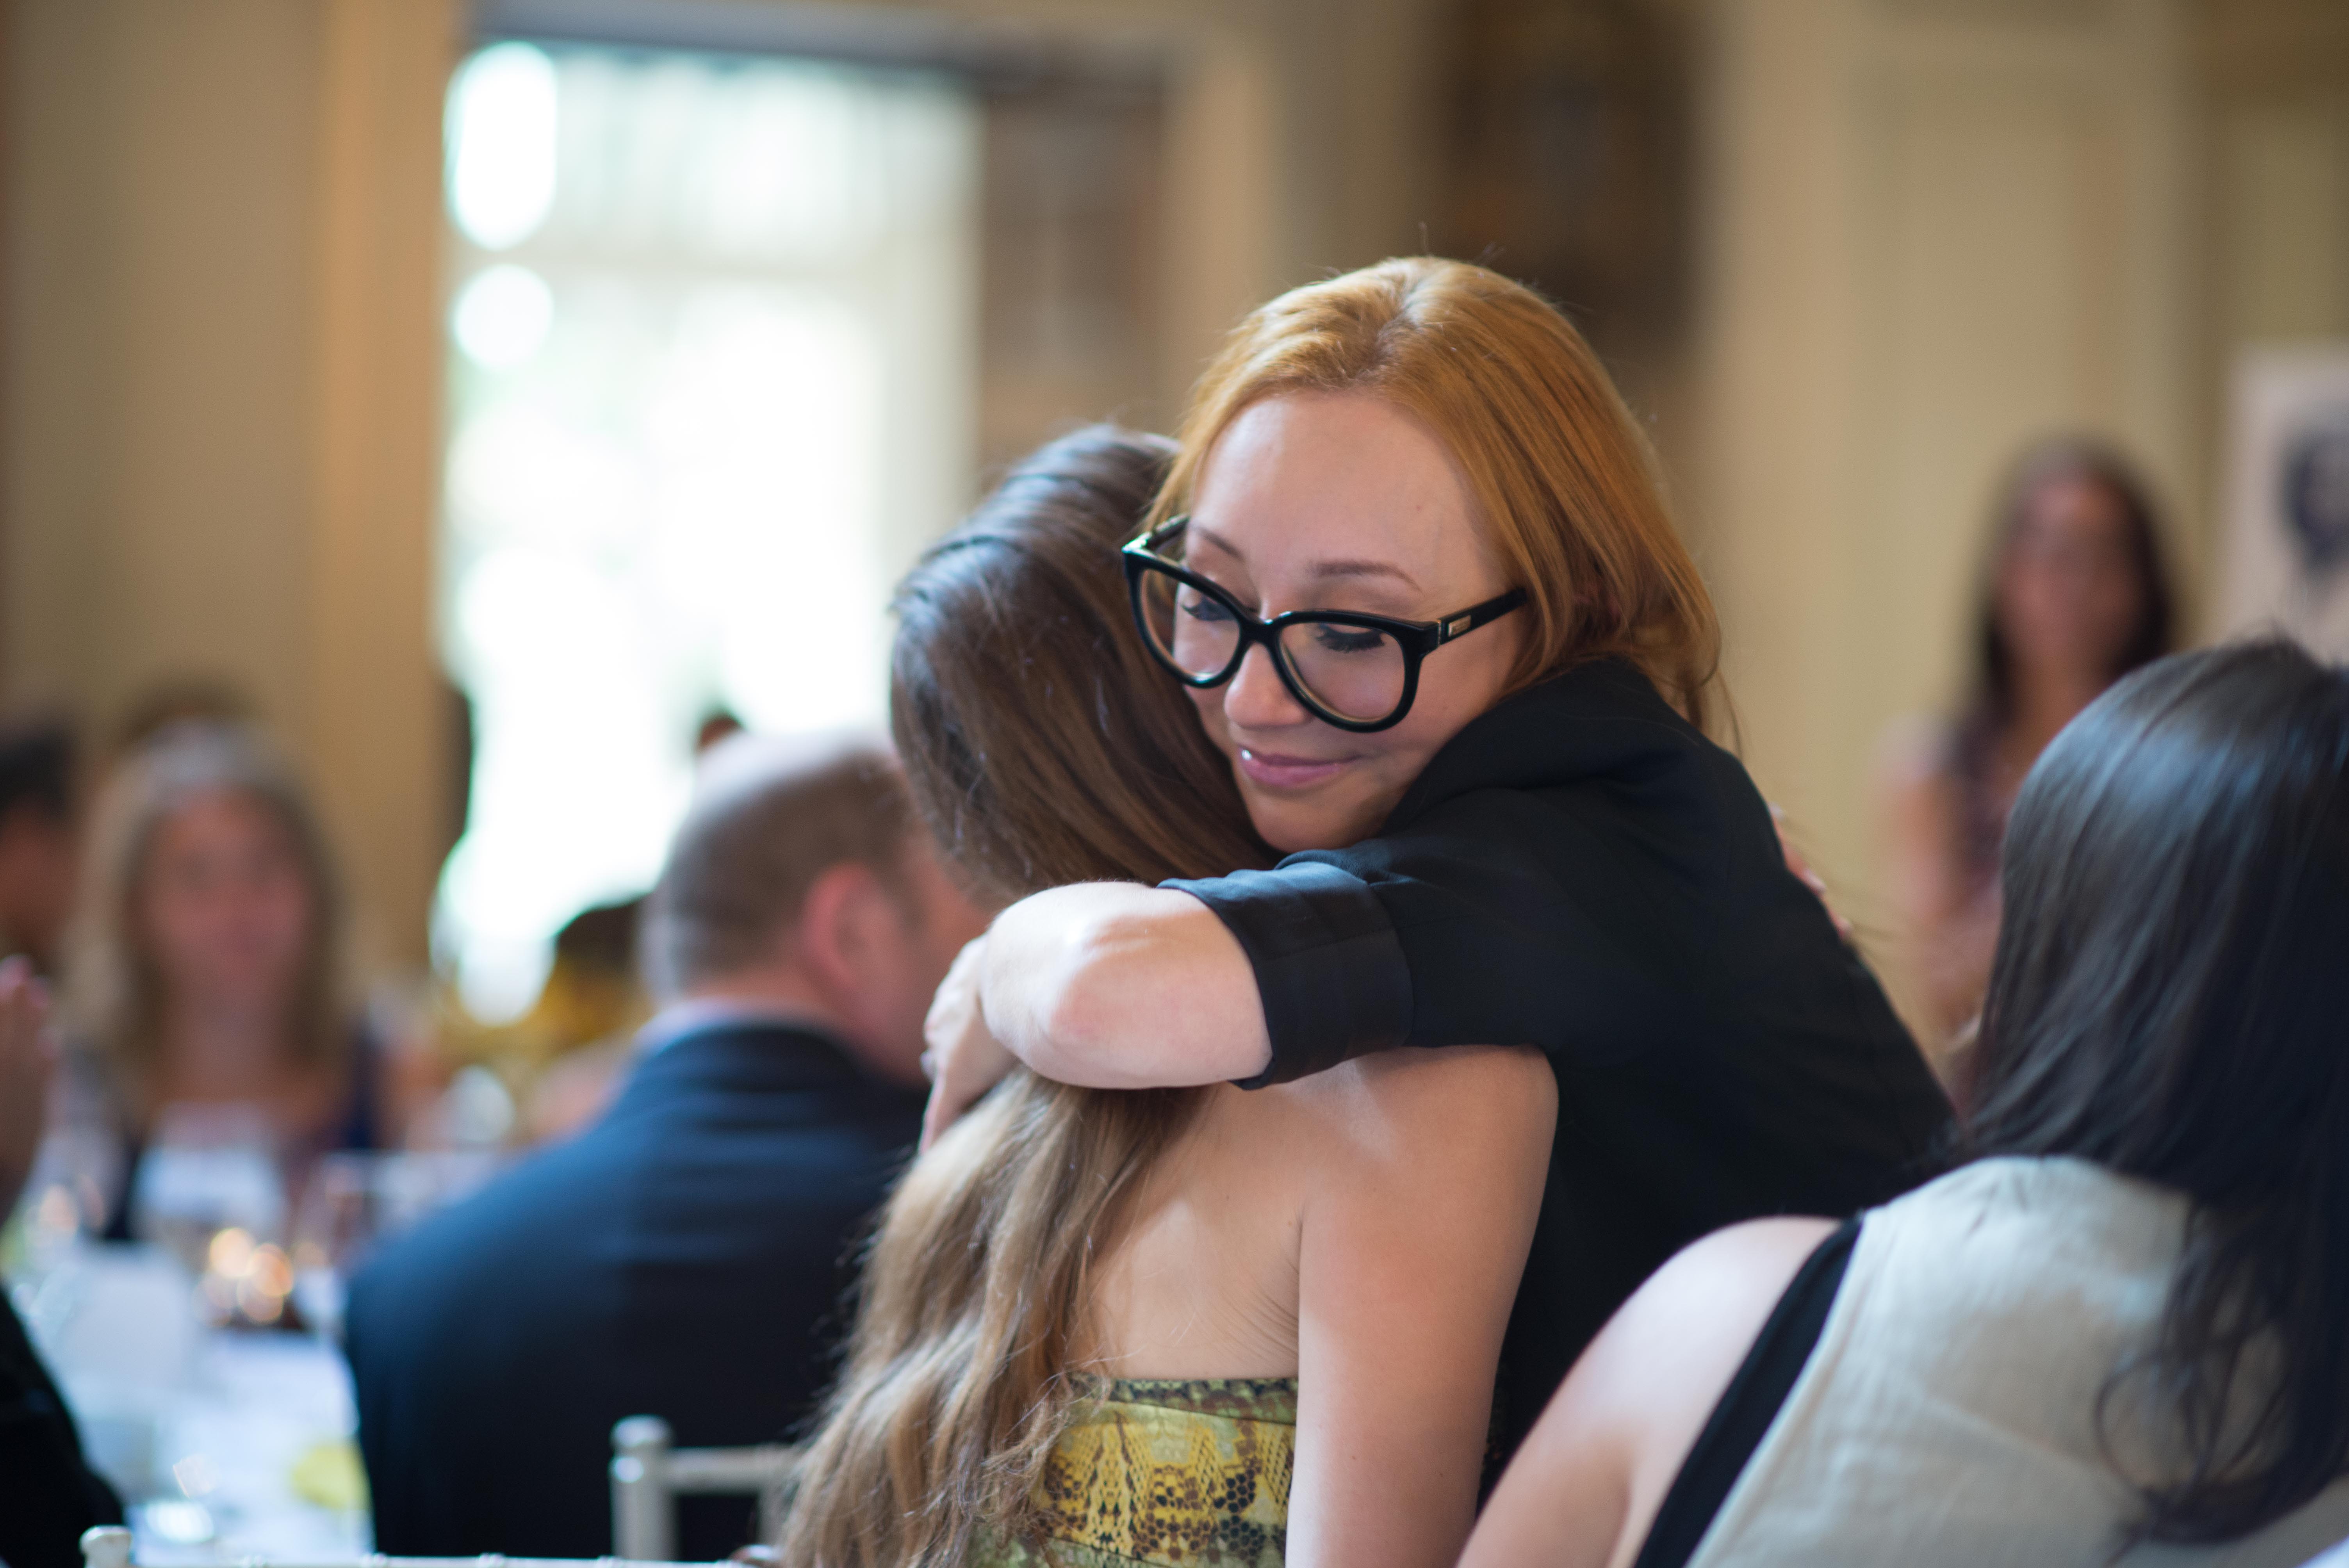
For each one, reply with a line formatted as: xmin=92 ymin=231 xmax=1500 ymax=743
xmin=1072 ymin=1044 xmax=1557 ymax=1567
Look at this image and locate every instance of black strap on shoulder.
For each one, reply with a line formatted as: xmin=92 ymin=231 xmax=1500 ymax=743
xmin=1630 ymin=1217 xmax=1862 ymax=1568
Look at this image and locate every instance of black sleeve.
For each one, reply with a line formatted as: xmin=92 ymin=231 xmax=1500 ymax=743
xmin=1167 ymin=787 xmax=1720 ymax=1087
xmin=1169 ymin=862 xmax=1413 ymax=1088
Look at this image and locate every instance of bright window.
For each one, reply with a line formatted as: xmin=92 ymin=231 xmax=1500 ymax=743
xmin=435 ymin=41 xmax=977 ymax=1017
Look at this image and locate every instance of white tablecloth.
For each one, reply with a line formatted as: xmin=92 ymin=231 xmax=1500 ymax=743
xmin=27 ymin=1242 xmax=370 ymax=1562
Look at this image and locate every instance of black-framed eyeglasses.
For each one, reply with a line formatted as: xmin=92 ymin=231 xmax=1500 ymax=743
xmin=1121 ymin=515 xmax=1529 ymax=733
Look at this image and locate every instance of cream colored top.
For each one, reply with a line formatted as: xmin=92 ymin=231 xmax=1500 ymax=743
xmin=1688 ymin=1156 xmax=2349 ymax=1568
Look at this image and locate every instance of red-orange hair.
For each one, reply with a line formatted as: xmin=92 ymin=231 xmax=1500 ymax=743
xmin=1152 ymin=257 xmax=1722 ymax=731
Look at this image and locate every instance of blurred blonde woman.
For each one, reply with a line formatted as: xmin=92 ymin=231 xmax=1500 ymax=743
xmin=63 ymin=722 xmax=396 ymax=1239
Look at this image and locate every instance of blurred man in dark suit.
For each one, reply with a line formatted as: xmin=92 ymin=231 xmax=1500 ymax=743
xmin=345 ymin=734 xmax=987 ymax=1556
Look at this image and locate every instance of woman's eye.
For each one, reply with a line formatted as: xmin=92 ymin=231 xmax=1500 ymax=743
xmin=1180 ymin=591 xmax=1235 ymax=623
xmin=1312 ymin=624 xmax=1388 ymax=655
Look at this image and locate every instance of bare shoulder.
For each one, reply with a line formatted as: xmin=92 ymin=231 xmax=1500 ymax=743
xmin=1470 ymin=1216 xmax=1840 ymax=1568
xmin=1255 ymin=1046 xmax=1556 ymax=1174
xmin=1640 ymin=1218 xmax=1839 ymax=1320
xmin=1566 ymin=1217 xmax=1841 ymax=1432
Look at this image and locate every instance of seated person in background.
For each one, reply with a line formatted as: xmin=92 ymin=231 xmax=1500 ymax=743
xmin=0 ymin=717 xmax=78 ymax=977
xmin=59 ymin=722 xmax=409 ymax=1238
xmin=345 ymin=733 xmax=986 ymax=1557
xmin=1878 ymin=437 xmax=2173 ymax=1066
xmin=0 ymin=958 xmax=125 ymax=1568
xmin=777 ymin=426 xmax=1554 ymax=1568
xmin=1464 ymin=639 xmax=2349 ymax=1568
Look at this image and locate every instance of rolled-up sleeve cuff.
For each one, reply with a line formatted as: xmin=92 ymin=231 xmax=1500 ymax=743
xmin=1162 ymin=861 xmax=1412 ymax=1089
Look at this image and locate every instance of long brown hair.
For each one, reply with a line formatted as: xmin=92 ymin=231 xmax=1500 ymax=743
xmin=1150 ymin=256 xmax=1723 ymax=732
xmin=776 ymin=428 xmax=1273 ymax=1566
xmin=66 ymin=721 xmax=348 ymax=1124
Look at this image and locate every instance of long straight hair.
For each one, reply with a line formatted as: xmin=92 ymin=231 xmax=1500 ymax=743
xmin=1149 ymin=256 xmax=1723 ymax=732
xmin=1966 ymin=640 xmax=2349 ymax=1542
xmin=775 ymin=428 xmax=1273 ymax=1567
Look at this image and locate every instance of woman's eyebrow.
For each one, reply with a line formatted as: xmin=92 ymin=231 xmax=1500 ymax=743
xmin=1189 ymin=523 xmax=1247 ymax=563
xmin=1190 ymin=524 xmax=1422 ymax=591
xmin=1309 ymin=559 xmax=1422 ymax=590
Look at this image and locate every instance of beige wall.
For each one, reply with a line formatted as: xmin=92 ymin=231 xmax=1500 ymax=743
xmin=2205 ymin=2 xmax=2349 ymax=347
xmin=2 ymin=0 xmax=456 ymax=972
xmin=814 ymin=0 xmax=1449 ymax=416
xmin=1694 ymin=0 xmax=2203 ymax=1021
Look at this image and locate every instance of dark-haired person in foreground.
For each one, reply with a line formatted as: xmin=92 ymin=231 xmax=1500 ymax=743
xmin=1464 ymin=640 xmax=2349 ymax=1568
xmin=346 ymin=734 xmax=986 ymax=1556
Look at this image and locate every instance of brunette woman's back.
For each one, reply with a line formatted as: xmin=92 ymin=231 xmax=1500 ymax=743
xmin=1016 ymin=1048 xmax=1552 ymax=1567
xmin=779 ymin=426 xmax=1554 ymax=1568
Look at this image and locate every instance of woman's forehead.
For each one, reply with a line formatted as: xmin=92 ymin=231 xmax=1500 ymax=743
xmin=1191 ymin=392 xmax=1477 ymax=580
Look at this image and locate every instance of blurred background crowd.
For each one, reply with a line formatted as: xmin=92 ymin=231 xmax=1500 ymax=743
xmin=0 ymin=0 xmax=2344 ymax=1558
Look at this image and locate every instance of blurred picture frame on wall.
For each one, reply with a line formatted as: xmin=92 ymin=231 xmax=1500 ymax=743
xmin=2219 ymin=346 xmax=2349 ymax=659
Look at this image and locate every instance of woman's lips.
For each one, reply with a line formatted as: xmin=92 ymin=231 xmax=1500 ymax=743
xmin=1235 ymin=747 xmax=1353 ymax=790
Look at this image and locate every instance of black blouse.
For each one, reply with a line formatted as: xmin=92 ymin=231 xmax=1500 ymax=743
xmin=1167 ymin=659 xmax=1952 ymax=1459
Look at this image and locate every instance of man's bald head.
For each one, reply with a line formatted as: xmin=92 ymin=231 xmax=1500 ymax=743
xmin=640 ymin=732 xmax=919 ymax=1005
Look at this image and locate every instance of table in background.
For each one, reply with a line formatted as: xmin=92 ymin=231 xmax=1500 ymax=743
xmin=23 ymin=1243 xmax=370 ymax=1559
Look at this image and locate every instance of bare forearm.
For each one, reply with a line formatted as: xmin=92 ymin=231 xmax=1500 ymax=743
xmin=979 ymin=884 xmax=1271 ymax=1087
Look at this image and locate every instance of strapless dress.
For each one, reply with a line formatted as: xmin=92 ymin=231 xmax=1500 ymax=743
xmin=979 ymin=1376 xmax=1295 ymax=1568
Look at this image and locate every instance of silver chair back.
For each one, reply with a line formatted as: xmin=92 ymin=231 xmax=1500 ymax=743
xmin=609 ymin=1415 xmax=802 ymax=1560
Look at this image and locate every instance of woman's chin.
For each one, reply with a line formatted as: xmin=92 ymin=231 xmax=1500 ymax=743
xmin=1241 ymin=789 xmax=1379 ymax=856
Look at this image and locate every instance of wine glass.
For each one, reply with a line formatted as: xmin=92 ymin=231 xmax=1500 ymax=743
xmin=132 ymin=1103 xmax=290 ymax=1327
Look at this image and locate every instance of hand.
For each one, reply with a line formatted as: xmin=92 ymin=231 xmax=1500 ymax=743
xmin=920 ymin=935 xmax=1015 ymax=1151
xmin=1770 ymin=805 xmax=1853 ymax=942
xmin=0 ymin=956 xmax=58 ymax=1221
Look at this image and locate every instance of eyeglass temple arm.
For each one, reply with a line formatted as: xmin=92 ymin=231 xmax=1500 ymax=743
xmin=1435 ymin=587 xmax=1529 ymax=643
xmin=1131 ymin=515 xmax=1189 ymax=552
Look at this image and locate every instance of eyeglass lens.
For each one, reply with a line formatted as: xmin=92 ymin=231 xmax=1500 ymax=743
xmin=1136 ymin=564 xmax=1408 ymax=724
xmin=1138 ymin=568 xmax=1241 ymax=680
xmin=1276 ymin=619 xmax=1406 ymax=723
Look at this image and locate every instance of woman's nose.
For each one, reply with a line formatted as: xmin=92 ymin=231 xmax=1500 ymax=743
xmin=1221 ymin=643 xmax=1310 ymax=730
